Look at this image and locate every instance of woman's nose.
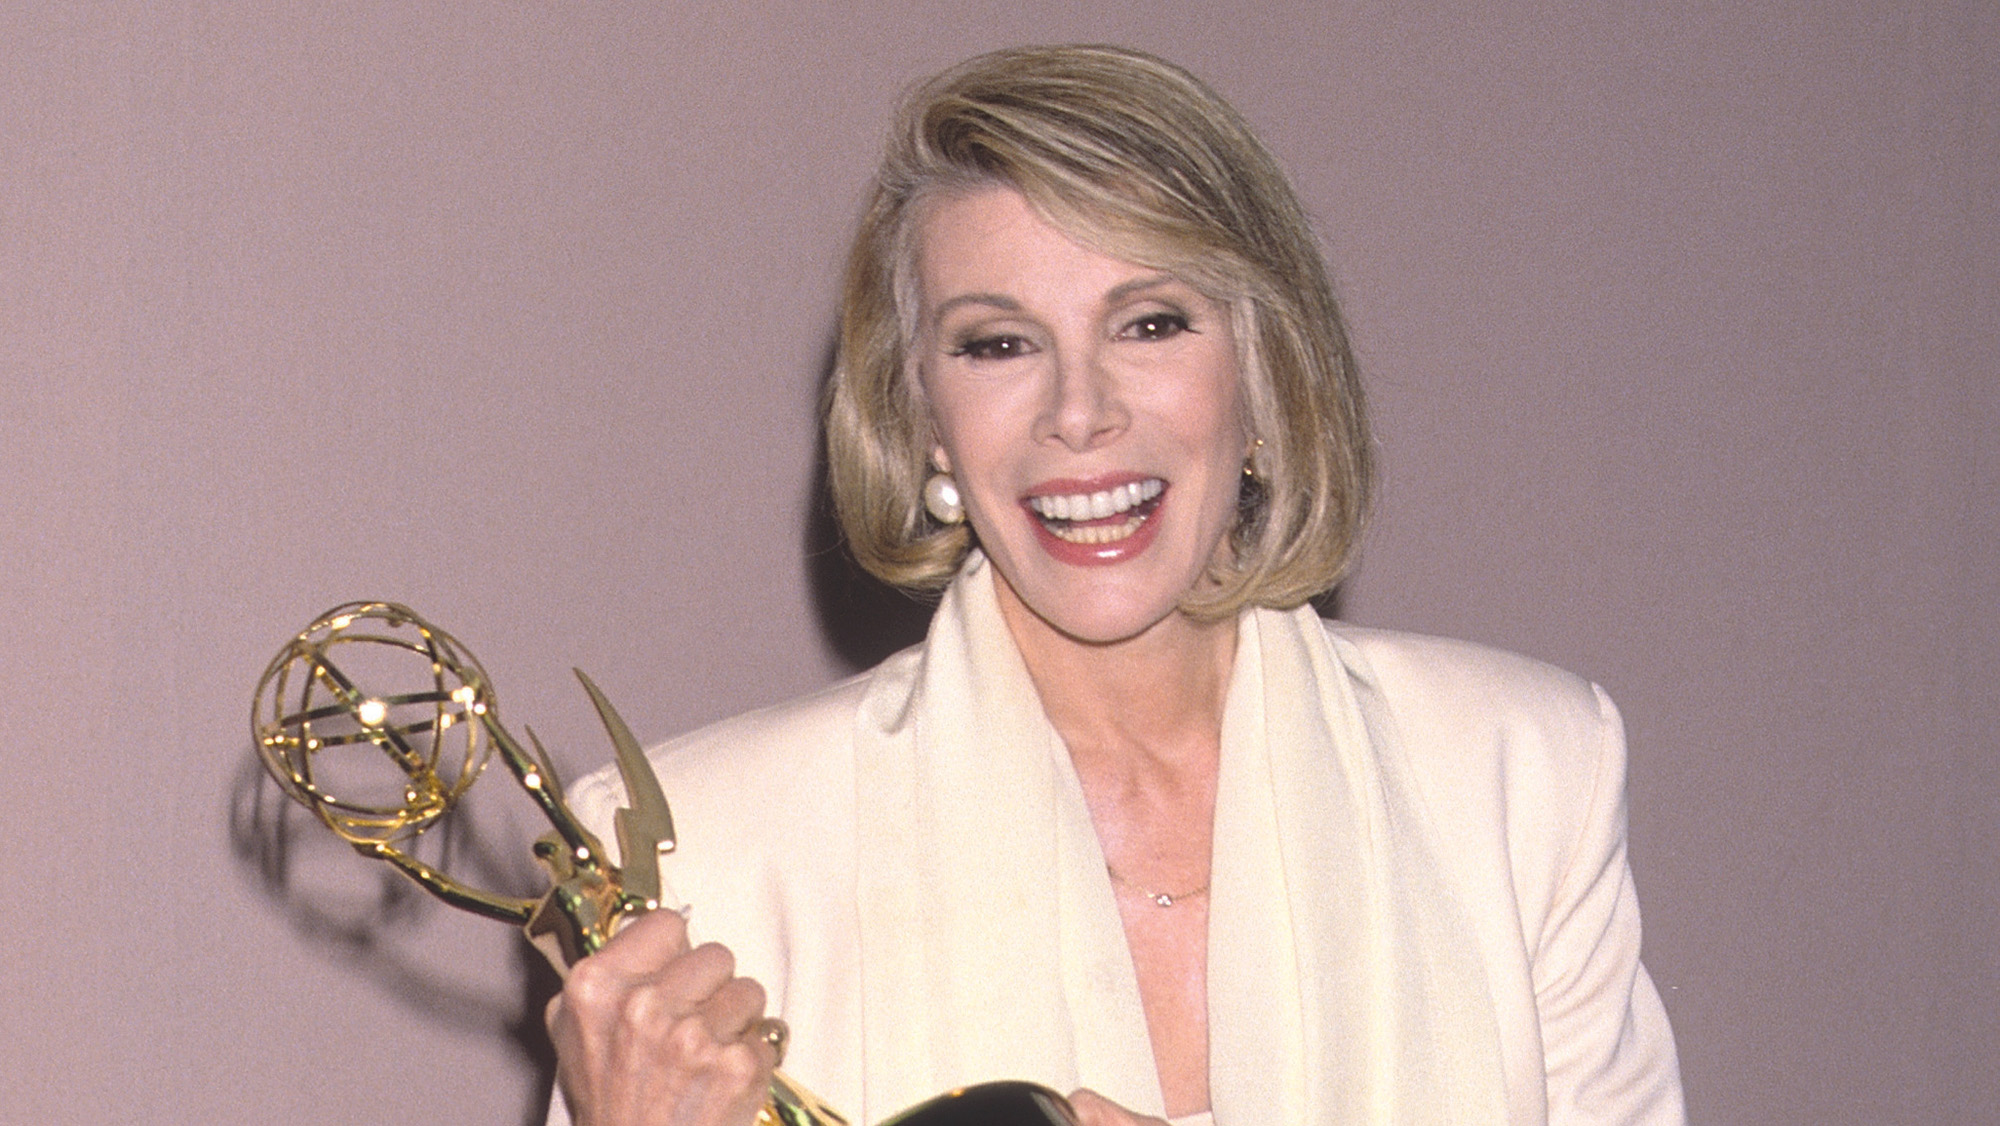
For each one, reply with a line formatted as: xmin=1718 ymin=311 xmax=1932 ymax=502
xmin=1036 ymin=347 xmax=1128 ymax=452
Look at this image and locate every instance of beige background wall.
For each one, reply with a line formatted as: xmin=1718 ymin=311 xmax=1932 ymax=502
xmin=3 ymin=3 xmax=1993 ymax=1123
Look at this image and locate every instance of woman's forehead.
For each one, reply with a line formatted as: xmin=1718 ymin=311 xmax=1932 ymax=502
xmin=910 ymin=187 xmax=1223 ymax=311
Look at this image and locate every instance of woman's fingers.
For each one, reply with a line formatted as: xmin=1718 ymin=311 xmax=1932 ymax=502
xmin=695 ymin=970 xmax=770 ymax=1042
xmin=1064 ymin=1089 xmax=1172 ymax=1126
xmin=594 ymin=907 xmax=701 ymax=974
xmin=546 ymin=912 xmax=778 ymax=1126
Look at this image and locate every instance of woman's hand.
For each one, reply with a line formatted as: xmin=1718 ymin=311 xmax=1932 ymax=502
xmin=547 ymin=909 xmax=779 ymax=1126
xmin=1065 ymin=1089 xmax=1173 ymax=1126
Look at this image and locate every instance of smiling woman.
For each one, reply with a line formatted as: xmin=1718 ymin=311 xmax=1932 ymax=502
xmin=827 ymin=46 xmax=1371 ymax=624
xmin=914 ymin=187 xmax=1249 ymax=646
xmin=543 ymin=45 xmax=1685 ymax=1126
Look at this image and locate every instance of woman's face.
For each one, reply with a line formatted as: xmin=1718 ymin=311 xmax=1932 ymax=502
xmin=912 ymin=186 xmax=1249 ymax=645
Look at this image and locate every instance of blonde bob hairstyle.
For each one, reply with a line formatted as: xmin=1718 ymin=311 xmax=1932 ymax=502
xmin=825 ymin=44 xmax=1371 ymax=618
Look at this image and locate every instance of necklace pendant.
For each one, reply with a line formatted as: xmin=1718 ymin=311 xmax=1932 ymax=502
xmin=1106 ymin=863 xmax=1208 ymax=909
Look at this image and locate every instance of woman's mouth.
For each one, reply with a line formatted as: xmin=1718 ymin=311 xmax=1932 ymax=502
xmin=1025 ymin=478 xmax=1165 ymax=545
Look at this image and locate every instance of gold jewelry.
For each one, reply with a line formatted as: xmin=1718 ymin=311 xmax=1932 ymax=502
xmin=1243 ymin=437 xmax=1266 ymax=481
xmin=1107 ymin=864 xmax=1209 ymax=908
xmin=751 ymin=1017 xmax=790 ymax=1066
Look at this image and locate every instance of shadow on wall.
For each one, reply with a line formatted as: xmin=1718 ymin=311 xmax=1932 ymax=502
xmin=227 ymin=750 xmax=563 ymax=1126
xmin=803 ymin=338 xmax=938 ymax=673
xmin=219 ymin=339 xmax=936 ymax=1126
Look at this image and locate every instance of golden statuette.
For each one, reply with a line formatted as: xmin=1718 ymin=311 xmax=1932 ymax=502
xmin=253 ymin=601 xmax=1073 ymax=1126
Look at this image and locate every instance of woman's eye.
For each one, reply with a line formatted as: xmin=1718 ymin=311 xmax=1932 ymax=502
xmin=949 ymin=334 xmax=1031 ymax=360
xmin=1124 ymin=312 xmax=1191 ymax=341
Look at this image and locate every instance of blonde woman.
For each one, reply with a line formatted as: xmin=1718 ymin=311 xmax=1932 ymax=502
xmin=547 ymin=45 xmax=1684 ymax=1126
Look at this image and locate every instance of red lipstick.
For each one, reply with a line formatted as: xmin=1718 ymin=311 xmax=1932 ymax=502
xmin=1019 ymin=475 xmax=1166 ymax=567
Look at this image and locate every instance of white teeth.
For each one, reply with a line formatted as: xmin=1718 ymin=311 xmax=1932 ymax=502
xmin=1046 ymin=514 xmax=1145 ymax=545
xmin=1029 ymin=478 xmax=1164 ymax=522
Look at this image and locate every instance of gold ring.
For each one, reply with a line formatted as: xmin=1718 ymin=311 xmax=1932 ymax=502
xmin=751 ymin=1016 xmax=789 ymax=1066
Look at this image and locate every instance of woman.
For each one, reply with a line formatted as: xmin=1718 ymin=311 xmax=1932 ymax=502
xmin=547 ymin=45 xmax=1683 ymax=1126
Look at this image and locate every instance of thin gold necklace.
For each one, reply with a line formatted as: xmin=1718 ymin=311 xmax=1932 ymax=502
xmin=1106 ymin=864 xmax=1210 ymax=908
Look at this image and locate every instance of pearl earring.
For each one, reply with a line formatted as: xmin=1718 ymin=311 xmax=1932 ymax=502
xmin=923 ymin=473 xmax=964 ymax=525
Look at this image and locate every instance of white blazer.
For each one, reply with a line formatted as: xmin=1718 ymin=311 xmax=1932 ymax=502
xmin=554 ymin=557 xmax=1684 ymax=1124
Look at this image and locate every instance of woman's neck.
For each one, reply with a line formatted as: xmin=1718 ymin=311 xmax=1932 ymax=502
xmin=992 ymin=577 xmax=1237 ymax=767
xmin=992 ymin=574 xmax=1228 ymax=1118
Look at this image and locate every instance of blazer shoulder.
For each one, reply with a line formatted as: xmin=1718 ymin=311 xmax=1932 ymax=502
xmin=1326 ymin=623 xmax=1607 ymax=729
xmin=648 ymin=665 xmax=883 ymax=779
xmin=1322 ymin=622 xmax=1627 ymax=894
xmin=1325 ymin=623 xmax=1620 ymax=780
xmin=565 ymin=648 xmax=921 ymax=844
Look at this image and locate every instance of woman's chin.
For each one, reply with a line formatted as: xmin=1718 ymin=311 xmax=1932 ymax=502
xmin=1044 ymin=607 xmax=1181 ymax=648
xmin=987 ymin=564 xmax=1195 ymax=649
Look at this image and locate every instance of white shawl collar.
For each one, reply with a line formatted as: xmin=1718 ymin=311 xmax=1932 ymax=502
xmin=852 ymin=557 xmax=1506 ymax=1122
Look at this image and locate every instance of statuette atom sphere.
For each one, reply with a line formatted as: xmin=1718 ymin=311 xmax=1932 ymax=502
xmin=254 ymin=601 xmax=496 ymax=848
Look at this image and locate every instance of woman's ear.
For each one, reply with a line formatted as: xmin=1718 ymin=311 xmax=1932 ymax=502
xmin=930 ymin=445 xmax=953 ymax=474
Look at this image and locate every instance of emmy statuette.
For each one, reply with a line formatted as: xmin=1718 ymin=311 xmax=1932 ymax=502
xmin=253 ymin=602 xmax=1075 ymax=1126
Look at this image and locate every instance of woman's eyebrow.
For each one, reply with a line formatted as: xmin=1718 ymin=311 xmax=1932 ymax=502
xmin=930 ymin=275 xmax=1181 ymax=329
xmin=929 ymin=292 xmax=1020 ymax=327
xmin=1102 ymin=274 xmax=1178 ymax=304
